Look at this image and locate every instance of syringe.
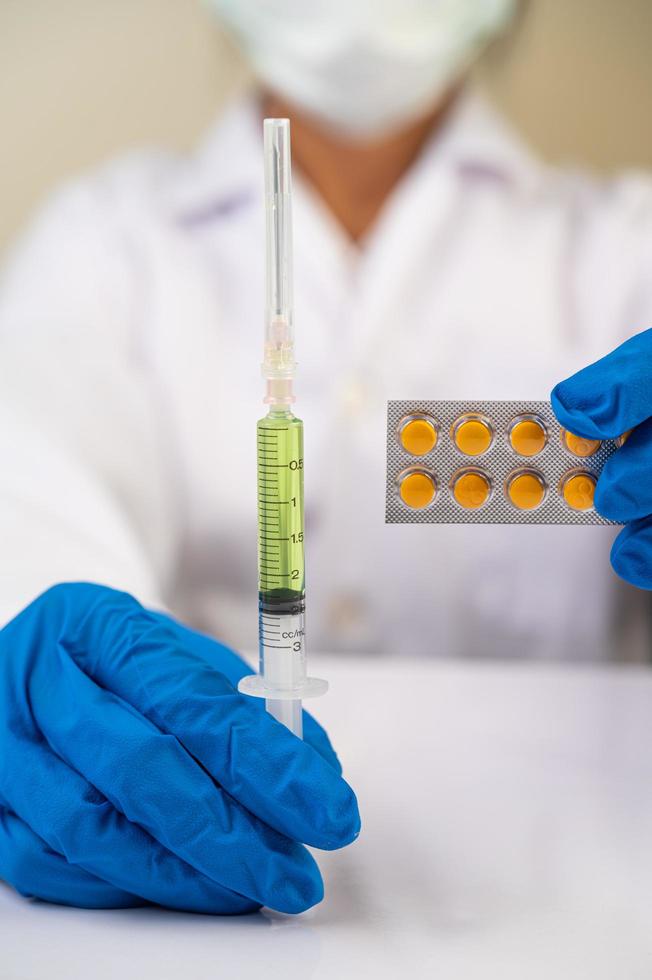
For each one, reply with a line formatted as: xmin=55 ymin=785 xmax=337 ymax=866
xmin=238 ymin=119 xmax=327 ymax=737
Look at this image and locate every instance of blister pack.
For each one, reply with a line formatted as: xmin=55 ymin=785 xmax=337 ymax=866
xmin=386 ymin=400 xmax=625 ymax=525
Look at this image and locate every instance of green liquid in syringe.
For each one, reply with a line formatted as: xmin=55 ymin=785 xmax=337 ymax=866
xmin=257 ymin=409 xmax=306 ymax=618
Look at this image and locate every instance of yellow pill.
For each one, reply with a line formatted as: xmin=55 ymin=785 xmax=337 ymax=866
xmin=453 ymin=417 xmax=492 ymax=456
xmin=452 ymin=471 xmax=491 ymax=509
xmin=562 ymin=472 xmax=596 ymax=511
xmin=563 ymin=430 xmax=601 ymax=458
xmin=507 ymin=471 xmax=546 ymax=511
xmin=616 ymin=430 xmax=632 ymax=448
xmin=399 ymin=417 xmax=437 ymax=456
xmin=398 ymin=471 xmax=436 ymax=509
xmin=509 ymin=418 xmax=547 ymax=457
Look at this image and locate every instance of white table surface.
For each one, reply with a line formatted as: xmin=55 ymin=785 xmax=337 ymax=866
xmin=2 ymin=655 xmax=652 ymax=980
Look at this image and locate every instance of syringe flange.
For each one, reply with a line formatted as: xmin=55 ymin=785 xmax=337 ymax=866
xmin=238 ymin=675 xmax=328 ymax=701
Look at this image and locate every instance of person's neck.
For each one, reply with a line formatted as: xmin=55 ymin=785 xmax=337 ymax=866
xmin=261 ymin=91 xmax=459 ymax=243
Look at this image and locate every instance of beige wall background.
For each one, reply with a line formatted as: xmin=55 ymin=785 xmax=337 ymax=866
xmin=1 ymin=0 xmax=651 ymax=253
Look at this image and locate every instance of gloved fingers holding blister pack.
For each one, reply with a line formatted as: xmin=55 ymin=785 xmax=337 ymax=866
xmin=0 ymin=583 xmax=360 ymax=913
xmin=551 ymin=327 xmax=652 ymax=589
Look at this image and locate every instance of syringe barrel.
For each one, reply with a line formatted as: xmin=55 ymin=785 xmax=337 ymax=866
xmin=263 ymin=118 xmax=295 ymax=381
xmin=259 ymin=601 xmax=307 ymax=691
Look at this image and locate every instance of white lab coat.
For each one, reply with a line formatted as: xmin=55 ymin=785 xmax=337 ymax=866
xmin=0 ymin=92 xmax=650 ymax=660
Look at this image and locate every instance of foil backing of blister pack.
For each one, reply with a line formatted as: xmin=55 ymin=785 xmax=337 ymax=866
xmin=386 ymin=399 xmax=620 ymax=526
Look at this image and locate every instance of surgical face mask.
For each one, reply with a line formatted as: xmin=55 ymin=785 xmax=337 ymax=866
xmin=207 ymin=0 xmax=517 ymax=137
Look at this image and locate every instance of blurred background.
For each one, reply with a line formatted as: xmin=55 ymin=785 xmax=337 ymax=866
xmin=1 ymin=0 xmax=652 ymax=255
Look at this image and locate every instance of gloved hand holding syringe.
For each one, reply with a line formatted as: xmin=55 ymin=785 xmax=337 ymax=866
xmin=0 ymin=119 xmax=358 ymax=916
xmin=238 ymin=119 xmax=327 ymax=736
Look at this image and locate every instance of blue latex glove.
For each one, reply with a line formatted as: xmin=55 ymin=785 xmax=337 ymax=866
xmin=551 ymin=328 xmax=652 ymax=589
xmin=0 ymin=583 xmax=360 ymax=914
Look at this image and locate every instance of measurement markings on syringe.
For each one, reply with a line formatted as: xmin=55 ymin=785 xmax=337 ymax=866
xmin=259 ymin=439 xmax=303 ymax=587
